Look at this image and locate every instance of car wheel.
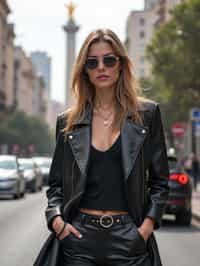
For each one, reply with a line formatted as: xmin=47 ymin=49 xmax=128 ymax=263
xmin=20 ymin=191 xmax=25 ymax=198
xmin=14 ymin=191 xmax=20 ymax=199
xmin=176 ymin=209 xmax=192 ymax=226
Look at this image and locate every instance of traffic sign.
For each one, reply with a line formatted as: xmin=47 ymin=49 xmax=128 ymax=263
xmin=190 ymin=108 xmax=200 ymax=121
xmin=171 ymin=122 xmax=185 ymax=137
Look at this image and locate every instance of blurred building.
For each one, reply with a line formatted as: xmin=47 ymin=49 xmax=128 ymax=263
xmin=0 ymin=0 xmax=15 ymax=112
xmin=156 ymin=0 xmax=185 ymax=26
xmin=31 ymin=51 xmax=52 ymax=125
xmin=31 ymin=51 xmax=51 ymax=99
xmin=32 ymin=74 xmax=48 ymax=120
xmin=14 ymin=46 xmax=48 ymax=119
xmin=14 ymin=46 xmax=35 ymax=115
xmin=126 ymin=9 xmax=156 ymax=79
xmin=126 ymin=0 xmax=186 ymax=80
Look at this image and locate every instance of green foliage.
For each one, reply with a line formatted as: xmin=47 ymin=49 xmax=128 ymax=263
xmin=0 ymin=111 xmax=54 ymax=156
xmin=145 ymin=0 xmax=200 ymax=134
xmin=147 ymin=0 xmax=200 ymax=92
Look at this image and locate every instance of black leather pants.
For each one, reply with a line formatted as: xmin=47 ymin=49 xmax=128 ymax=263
xmin=60 ymin=212 xmax=151 ymax=266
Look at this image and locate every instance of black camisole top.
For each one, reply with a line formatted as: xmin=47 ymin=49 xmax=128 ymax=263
xmin=78 ymin=134 xmax=128 ymax=211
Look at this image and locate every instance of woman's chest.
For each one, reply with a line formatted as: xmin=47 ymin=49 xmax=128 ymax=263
xmin=91 ymin=120 xmax=120 ymax=152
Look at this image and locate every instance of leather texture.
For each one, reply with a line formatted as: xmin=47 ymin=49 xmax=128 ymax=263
xmin=61 ymin=212 xmax=151 ymax=266
xmin=33 ymin=233 xmax=61 ymax=266
xmin=45 ymin=100 xmax=169 ymax=266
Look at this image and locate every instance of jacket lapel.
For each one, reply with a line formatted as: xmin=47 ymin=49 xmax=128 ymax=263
xmin=121 ymin=115 xmax=147 ymax=182
xmin=68 ymin=106 xmax=147 ymax=182
xmin=67 ymin=106 xmax=92 ymax=178
xmin=68 ymin=126 xmax=91 ymax=177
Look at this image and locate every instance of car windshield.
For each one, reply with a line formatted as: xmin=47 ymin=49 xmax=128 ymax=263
xmin=0 ymin=159 xmax=17 ymax=170
xmin=19 ymin=161 xmax=33 ymax=170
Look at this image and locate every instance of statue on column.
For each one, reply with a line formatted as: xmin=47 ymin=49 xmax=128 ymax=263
xmin=65 ymin=1 xmax=76 ymax=20
xmin=63 ymin=1 xmax=79 ymax=108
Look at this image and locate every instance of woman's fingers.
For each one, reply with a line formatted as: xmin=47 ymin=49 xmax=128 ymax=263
xmin=58 ymin=223 xmax=70 ymax=240
xmin=59 ymin=223 xmax=82 ymax=240
xmin=68 ymin=223 xmax=83 ymax=239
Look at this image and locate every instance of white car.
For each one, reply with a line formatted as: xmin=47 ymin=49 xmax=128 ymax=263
xmin=0 ymin=155 xmax=26 ymax=199
xmin=32 ymin=157 xmax=52 ymax=185
xmin=18 ymin=158 xmax=43 ymax=192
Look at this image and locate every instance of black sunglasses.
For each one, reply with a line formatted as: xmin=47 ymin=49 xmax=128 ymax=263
xmin=85 ymin=55 xmax=120 ymax=70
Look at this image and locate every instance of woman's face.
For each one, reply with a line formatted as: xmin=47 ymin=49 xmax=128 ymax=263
xmin=85 ymin=41 xmax=121 ymax=91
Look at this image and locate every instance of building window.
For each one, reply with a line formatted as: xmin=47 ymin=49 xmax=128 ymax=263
xmin=139 ymin=31 xmax=145 ymax=39
xmin=140 ymin=18 xmax=145 ymax=26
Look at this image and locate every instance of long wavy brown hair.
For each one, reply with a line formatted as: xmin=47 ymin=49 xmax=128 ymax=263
xmin=63 ymin=28 xmax=145 ymax=135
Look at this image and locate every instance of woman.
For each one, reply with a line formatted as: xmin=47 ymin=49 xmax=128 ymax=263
xmin=46 ymin=29 xmax=169 ymax=266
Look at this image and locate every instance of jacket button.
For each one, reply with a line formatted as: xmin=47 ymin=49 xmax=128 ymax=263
xmin=69 ymin=135 xmax=73 ymax=139
xmin=142 ymin=129 xmax=146 ymax=134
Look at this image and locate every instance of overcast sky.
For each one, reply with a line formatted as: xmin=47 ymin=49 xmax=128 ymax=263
xmin=8 ymin=1 xmax=144 ymax=103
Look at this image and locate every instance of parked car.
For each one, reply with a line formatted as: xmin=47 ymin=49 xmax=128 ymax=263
xmin=32 ymin=157 xmax=52 ymax=185
xmin=0 ymin=155 xmax=26 ymax=199
xmin=18 ymin=158 xmax=43 ymax=192
xmin=165 ymin=154 xmax=192 ymax=225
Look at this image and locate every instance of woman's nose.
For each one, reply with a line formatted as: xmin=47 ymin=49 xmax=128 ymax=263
xmin=98 ymin=59 xmax=105 ymax=70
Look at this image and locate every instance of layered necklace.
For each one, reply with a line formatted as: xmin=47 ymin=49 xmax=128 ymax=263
xmin=94 ymin=104 xmax=114 ymax=127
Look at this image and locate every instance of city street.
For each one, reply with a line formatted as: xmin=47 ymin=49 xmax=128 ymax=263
xmin=0 ymin=191 xmax=48 ymax=266
xmin=1 ymin=0 xmax=200 ymax=265
xmin=0 ymin=190 xmax=200 ymax=266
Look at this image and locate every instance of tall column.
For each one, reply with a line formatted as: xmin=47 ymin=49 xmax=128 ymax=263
xmin=63 ymin=2 xmax=79 ymax=109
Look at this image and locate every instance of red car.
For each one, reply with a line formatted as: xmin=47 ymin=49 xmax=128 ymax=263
xmin=165 ymin=154 xmax=192 ymax=225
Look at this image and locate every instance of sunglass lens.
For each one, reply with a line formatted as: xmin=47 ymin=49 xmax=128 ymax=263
xmin=85 ymin=58 xmax=98 ymax=69
xmin=104 ymin=56 xmax=117 ymax=67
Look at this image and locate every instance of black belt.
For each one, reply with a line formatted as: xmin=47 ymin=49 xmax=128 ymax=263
xmin=76 ymin=212 xmax=133 ymax=229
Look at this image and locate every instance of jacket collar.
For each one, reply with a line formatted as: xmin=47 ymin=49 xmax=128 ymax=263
xmin=68 ymin=104 xmax=147 ymax=182
xmin=71 ymin=104 xmax=93 ymax=126
xmin=70 ymin=102 xmax=149 ymax=126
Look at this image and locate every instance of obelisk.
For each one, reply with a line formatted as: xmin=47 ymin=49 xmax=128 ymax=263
xmin=63 ymin=1 xmax=80 ymax=108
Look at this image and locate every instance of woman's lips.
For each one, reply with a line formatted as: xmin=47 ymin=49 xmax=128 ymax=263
xmin=96 ymin=75 xmax=109 ymax=80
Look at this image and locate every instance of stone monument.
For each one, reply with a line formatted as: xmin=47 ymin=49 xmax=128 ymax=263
xmin=63 ymin=1 xmax=80 ymax=108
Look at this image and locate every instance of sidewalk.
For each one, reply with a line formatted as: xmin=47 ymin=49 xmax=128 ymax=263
xmin=192 ymin=182 xmax=200 ymax=221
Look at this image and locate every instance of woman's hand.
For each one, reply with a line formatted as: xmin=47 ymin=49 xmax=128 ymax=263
xmin=52 ymin=216 xmax=82 ymax=240
xmin=137 ymin=217 xmax=155 ymax=242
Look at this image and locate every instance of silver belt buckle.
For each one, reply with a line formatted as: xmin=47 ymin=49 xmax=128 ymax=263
xmin=99 ymin=215 xmax=114 ymax=228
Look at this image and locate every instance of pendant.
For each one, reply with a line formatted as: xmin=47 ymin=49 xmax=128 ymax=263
xmin=103 ymin=120 xmax=109 ymax=126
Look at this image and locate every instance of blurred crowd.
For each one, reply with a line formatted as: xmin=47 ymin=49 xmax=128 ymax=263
xmin=180 ymin=153 xmax=200 ymax=191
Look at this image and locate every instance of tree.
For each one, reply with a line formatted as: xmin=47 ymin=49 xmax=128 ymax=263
xmin=0 ymin=111 xmax=54 ymax=156
xmin=145 ymin=0 xmax=200 ymax=133
xmin=147 ymin=0 xmax=200 ymax=93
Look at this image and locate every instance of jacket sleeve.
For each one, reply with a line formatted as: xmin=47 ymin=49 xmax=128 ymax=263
xmin=145 ymin=104 xmax=169 ymax=229
xmin=45 ymin=116 xmax=64 ymax=231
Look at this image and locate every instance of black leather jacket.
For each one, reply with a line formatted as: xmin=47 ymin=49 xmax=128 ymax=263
xmin=45 ymin=101 xmax=169 ymax=266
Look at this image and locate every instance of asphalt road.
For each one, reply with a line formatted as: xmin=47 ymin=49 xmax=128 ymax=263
xmin=0 ymin=190 xmax=199 ymax=266
xmin=0 ymin=190 xmax=48 ymax=266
